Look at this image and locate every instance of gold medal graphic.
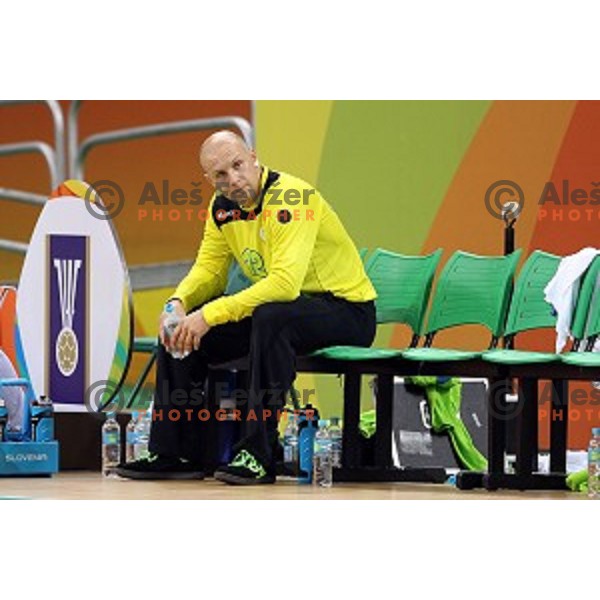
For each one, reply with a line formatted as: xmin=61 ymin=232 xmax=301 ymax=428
xmin=56 ymin=327 xmax=78 ymax=377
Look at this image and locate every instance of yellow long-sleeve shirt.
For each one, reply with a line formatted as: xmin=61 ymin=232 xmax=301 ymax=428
xmin=171 ymin=167 xmax=376 ymax=326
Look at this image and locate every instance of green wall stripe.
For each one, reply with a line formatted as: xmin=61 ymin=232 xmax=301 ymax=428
xmin=317 ymin=100 xmax=491 ymax=253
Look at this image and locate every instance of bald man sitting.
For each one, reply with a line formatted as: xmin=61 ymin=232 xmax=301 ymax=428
xmin=116 ymin=131 xmax=376 ymax=484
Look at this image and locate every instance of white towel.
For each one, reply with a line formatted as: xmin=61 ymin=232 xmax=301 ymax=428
xmin=544 ymin=247 xmax=600 ymax=353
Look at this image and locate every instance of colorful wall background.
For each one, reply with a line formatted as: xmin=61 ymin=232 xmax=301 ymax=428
xmin=1 ymin=100 xmax=599 ymax=449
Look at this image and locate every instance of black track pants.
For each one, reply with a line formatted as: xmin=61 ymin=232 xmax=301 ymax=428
xmin=148 ymin=294 xmax=376 ymax=469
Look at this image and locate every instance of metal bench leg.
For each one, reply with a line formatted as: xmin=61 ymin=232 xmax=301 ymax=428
xmin=341 ymin=372 xmax=362 ymax=468
xmin=516 ymin=377 xmax=538 ymax=477
xmin=550 ymin=379 xmax=568 ymax=473
xmin=482 ymin=376 xmax=510 ymax=491
xmin=374 ymin=374 xmax=394 ymax=468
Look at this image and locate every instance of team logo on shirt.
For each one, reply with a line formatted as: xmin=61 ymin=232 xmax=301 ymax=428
xmin=241 ymin=248 xmax=267 ymax=278
xmin=277 ymin=209 xmax=292 ymax=224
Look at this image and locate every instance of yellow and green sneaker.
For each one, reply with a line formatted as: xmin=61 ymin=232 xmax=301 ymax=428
xmin=214 ymin=449 xmax=276 ymax=485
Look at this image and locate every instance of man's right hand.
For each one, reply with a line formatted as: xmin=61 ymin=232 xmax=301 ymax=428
xmin=159 ymin=299 xmax=186 ymax=350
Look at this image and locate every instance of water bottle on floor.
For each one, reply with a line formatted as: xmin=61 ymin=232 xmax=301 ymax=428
xmin=588 ymin=427 xmax=600 ymax=499
xmin=283 ymin=413 xmax=299 ymax=475
xmin=102 ymin=412 xmax=121 ymax=478
xmin=329 ymin=416 xmax=342 ymax=468
xmin=134 ymin=408 xmax=152 ymax=459
xmin=125 ymin=411 xmax=139 ymax=463
xmin=297 ymin=404 xmax=319 ymax=483
xmin=313 ymin=419 xmax=332 ymax=488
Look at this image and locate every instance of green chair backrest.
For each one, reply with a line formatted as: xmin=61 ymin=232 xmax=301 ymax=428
xmin=503 ymin=250 xmax=561 ymax=337
xmin=359 ymin=247 xmax=368 ymax=262
xmin=571 ymin=255 xmax=600 ymax=342
xmin=584 ymin=283 xmax=600 ymax=343
xmin=424 ymin=249 xmax=522 ymax=338
xmin=365 ymin=248 xmax=443 ymax=334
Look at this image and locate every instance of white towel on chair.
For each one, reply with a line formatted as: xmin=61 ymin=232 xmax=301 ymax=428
xmin=544 ymin=247 xmax=600 ymax=353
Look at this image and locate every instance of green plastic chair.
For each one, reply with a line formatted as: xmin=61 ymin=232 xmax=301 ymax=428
xmin=311 ymin=248 xmax=443 ymax=360
xmin=482 ymin=251 xmax=562 ymax=365
xmin=402 ymin=250 xmax=522 ymax=362
xmin=561 ymin=256 xmax=600 ymax=367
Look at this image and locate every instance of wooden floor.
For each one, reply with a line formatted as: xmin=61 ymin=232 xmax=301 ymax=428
xmin=0 ymin=472 xmax=583 ymax=500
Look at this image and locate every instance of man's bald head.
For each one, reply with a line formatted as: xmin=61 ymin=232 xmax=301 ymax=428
xmin=200 ymin=131 xmax=250 ymax=167
xmin=200 ymin=130 xmax=261 ymax=205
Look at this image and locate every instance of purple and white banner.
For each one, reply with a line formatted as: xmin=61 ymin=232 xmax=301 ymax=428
xmin=48 ymin=235 xmax=88 ymax=404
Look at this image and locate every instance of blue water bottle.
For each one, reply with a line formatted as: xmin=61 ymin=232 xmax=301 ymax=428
xmin=297 ymin=404 xmax=319 ymax=483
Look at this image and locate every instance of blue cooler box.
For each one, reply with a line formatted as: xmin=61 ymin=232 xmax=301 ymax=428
xmin=0 ymin=441 xmax=59 ymax=476
xmin=0 ymin=405 xmax=59 ymax=476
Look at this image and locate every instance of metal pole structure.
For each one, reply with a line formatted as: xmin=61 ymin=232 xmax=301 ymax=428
xmin=504 ymin=214 xmax=516 ymax=256
xmin=0 ymin=102 xmax=63 ymax=261
xmin=75 ymin=115 xmax=253 ymax=179
xmin=0 ymin=141 xmax=59 ymax=189
xmin=67 ymin=100 xmax=83 ymax=179
xmin=0 ymin=102 xmax=61 ymax=232
xmin=74 ymin=114 xmax=254 ymax=180
xmin=0 ymin=240 xmax=28 ymax=254
xmin=0 ymin=100 xmax=65 ymax=182
xmin=69 ymin=101 xmax=256 ymax=178
xmin=0 ymin=141 xmax=58 ymax=256
xmin=0 ymin=188 xmax=47 ymax=206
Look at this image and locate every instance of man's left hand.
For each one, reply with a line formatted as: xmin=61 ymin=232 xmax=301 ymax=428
xmin=171 ymin=309 xmax=211 ymax=355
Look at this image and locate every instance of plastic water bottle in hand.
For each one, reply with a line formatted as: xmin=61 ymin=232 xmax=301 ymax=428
xmin=102 ymin=412 xmax=121 ymax=478
xmin=313 ymin=419 xmax=333 ymax=488
xmin=163 ymin=303 xmax=189 ymax=360
xmin=588 ymin=427 xmax=600 ymax=499
xmin=329 ymin=416 xmax=343 ymax=468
